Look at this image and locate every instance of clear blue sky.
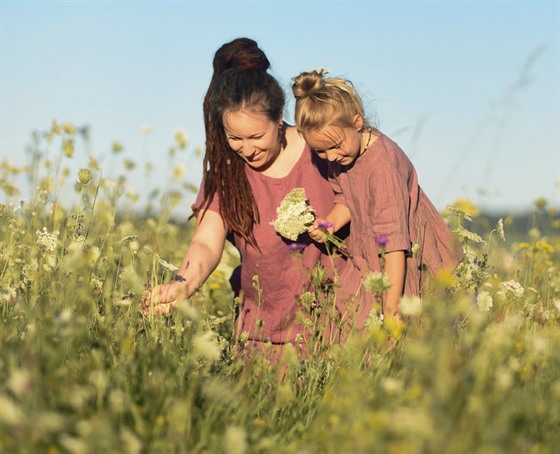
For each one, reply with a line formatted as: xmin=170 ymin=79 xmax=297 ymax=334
xmin=1 ymin=0 xmax=559 ymax=214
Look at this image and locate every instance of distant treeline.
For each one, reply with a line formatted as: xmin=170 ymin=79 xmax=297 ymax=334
xmin=475 ymin=209 xmax=558 ymax=243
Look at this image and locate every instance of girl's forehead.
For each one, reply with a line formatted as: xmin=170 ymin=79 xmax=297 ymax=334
xmin=305 ymin=125 xmax=346 ymax=144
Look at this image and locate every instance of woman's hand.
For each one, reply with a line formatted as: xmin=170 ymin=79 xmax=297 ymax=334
xmin=141 ymin=279 xmax=189 ymax=316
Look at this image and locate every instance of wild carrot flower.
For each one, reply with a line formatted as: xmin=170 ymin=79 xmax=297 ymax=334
xmin=271 ymin=188 xmax=356 ymax=265
xmin=476 ymin=291 xmax=493 ymax=311
xmin=399 ymin=295 xmax=423 ymax=316
xmin=270 ymin=188 xmax=315 ymax=241
xmin=363 ymin=272 xmax=391 ymax=295
xmin=36 ymin=227 xmax=59 ymax=253
xmin=365 ymin=308 xmax=384 ymax=327
xmin=500 ymin=279 xmax=524 ymax=298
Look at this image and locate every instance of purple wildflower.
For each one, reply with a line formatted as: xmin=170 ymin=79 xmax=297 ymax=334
xmin=288 ymin=242 xmax=307 ymax=252
xmin=374 ymin=235 xmax=390 ymax=247
xmin=318 ymin=220 xmax=334 ymax=229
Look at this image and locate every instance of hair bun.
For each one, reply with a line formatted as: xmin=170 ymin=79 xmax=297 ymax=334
xmin=213 ymin=38 xmax=270 ymax=74
xmin=291 ymin=69 xmax=328 ymax=100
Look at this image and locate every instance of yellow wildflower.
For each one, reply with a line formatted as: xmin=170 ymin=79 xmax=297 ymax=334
xmin=77 ymin=168 xmax=93 ymax=187
xmin=174 ymin=129 xmax=187 ymax=149
xmin=452 ymin=198 xmax=479 ymax=218
xmin=61 ymin=121 xmax=76 ymax=135
xmin=63 ymin=139 xmax=74 ymax=158
xmin=112 ymin=141 xmax=124 ymax=154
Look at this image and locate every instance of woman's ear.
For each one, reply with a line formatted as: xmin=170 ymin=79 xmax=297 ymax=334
xmin=353 ymin=114 xmax=364 ymax=131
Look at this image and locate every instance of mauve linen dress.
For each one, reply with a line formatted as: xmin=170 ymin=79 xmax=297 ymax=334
xmin=329 ymin=132 xmax=464 ymax=329
xmin=192 ymin=145 xmax=344 ymax=356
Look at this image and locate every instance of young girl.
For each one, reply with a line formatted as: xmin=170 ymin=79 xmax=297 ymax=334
xmin=292 ymin=70 xmax=464 ymax=331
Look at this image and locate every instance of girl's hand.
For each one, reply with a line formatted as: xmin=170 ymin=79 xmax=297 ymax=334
xmin=308 ymin=217 xmax=333 ymax=243
xmin=141 ymin=280 xmax=189 ymax=316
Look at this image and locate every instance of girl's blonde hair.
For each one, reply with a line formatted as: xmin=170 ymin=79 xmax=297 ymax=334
xmin=292 ymin=70 xmax=371 ymax=133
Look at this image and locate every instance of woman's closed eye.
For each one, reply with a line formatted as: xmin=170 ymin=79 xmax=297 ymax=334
xmin=226 ymin=133 xmax=265 ymax=141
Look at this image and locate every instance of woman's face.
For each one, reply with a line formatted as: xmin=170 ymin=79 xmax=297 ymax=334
xmin=303 ymin=124 xmax=361 ymax=166
xmin=222 ymin=109 xmax=282 ymax=170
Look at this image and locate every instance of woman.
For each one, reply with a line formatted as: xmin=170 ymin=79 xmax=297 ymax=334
xmin=142 ymin=39 xmax=345 ymax=361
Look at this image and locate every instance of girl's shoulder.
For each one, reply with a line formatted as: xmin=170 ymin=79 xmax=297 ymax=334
xmin=284 ymin=124 xmax=306 ymax=149
xmin=371 ymin=132 xmax=410 ymax=164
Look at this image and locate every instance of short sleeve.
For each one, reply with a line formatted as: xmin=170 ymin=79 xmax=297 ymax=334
xmin=367 ymin=144 xmax=412 ymax=253
xmin=191 ymin=178 xmax=220 ymax=215
xmin=328 ymin=164 xmax=348 ymax=208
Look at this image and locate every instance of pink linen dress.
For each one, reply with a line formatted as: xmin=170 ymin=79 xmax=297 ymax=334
xmin=329 ymin=132 xmax=464 ymax=329
xmin=192 ymin=145 xmax=345 ymax=353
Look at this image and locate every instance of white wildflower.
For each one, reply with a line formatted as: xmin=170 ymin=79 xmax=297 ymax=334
xmin=453 ymin=225 xmax=486 ymax=244
xmin=270 ymin=188 xmax=315 ymax=241
xmin=495 ymin=367 xmax=513 ymax=391
xmin=0 ymin=395 xmax=25 ymax=425
xmin=193 ymin=330 xmax=221 ymax=362
xmin=476 ymin=291 xmax=493 ymax=311
xmin=399 ymin=295 xmax=423 ymax=316
xmin=224 ymin=426 xmax=248 ymax=454
xmin=381 ymin=377 xmax=403 ymax=395
xmin=36 ymin=227 xmax=59 ymax=253
xmin=365 ymin=309 xmax=384 ymax=327
xmin=363 ymin=272 xmax=391 ymax=295
xmin=157 ymin=257 xmax=179 ymax=273
xmin=496 ymin=218 xmax=505 ymax=241
xmin=528 ymin=228 xmax=541 ymax=241
xmin=501 ymin=280 xmax=524 ymax=298
xmin=7 ymin=369 xmax=31 ymax=399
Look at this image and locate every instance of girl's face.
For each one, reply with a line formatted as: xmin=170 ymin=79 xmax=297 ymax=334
xmin=222 ymin=109 xmax=282 ymax=170
xmin=303 ymin=124 xmax=362 ymax=166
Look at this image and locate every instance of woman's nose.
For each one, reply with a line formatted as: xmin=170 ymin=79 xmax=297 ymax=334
xmin=239 ymin=141 xmax=256 ymax=156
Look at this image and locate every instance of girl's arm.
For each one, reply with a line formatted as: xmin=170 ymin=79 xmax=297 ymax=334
xmin=308 ymin=203 xmax=351 ymax=243
xmin=383 ymin=250 xmax=406 ymax=324
xmin=142 ymin=209 xmax=228 ymax=314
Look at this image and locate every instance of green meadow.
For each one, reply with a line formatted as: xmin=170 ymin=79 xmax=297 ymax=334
xmin=1 ymin=122 xmax=558 ymax=453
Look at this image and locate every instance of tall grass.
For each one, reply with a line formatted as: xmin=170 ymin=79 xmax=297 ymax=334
xmin=0 ymin=122 xmax=558 ymax=453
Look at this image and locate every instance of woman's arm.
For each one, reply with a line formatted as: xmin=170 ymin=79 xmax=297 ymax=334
xmin=142 ymin=209 xmax=228 ymax=314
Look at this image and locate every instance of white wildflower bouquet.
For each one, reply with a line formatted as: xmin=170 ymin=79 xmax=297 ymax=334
xmin=270 ymin=188 xmax=357 ymax=267
xmin=270 ymin=188 xmax=315 ymax=241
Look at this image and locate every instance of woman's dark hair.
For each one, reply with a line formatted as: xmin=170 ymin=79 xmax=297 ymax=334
xmin=194 ymin=38 xmax=285 ymax=248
